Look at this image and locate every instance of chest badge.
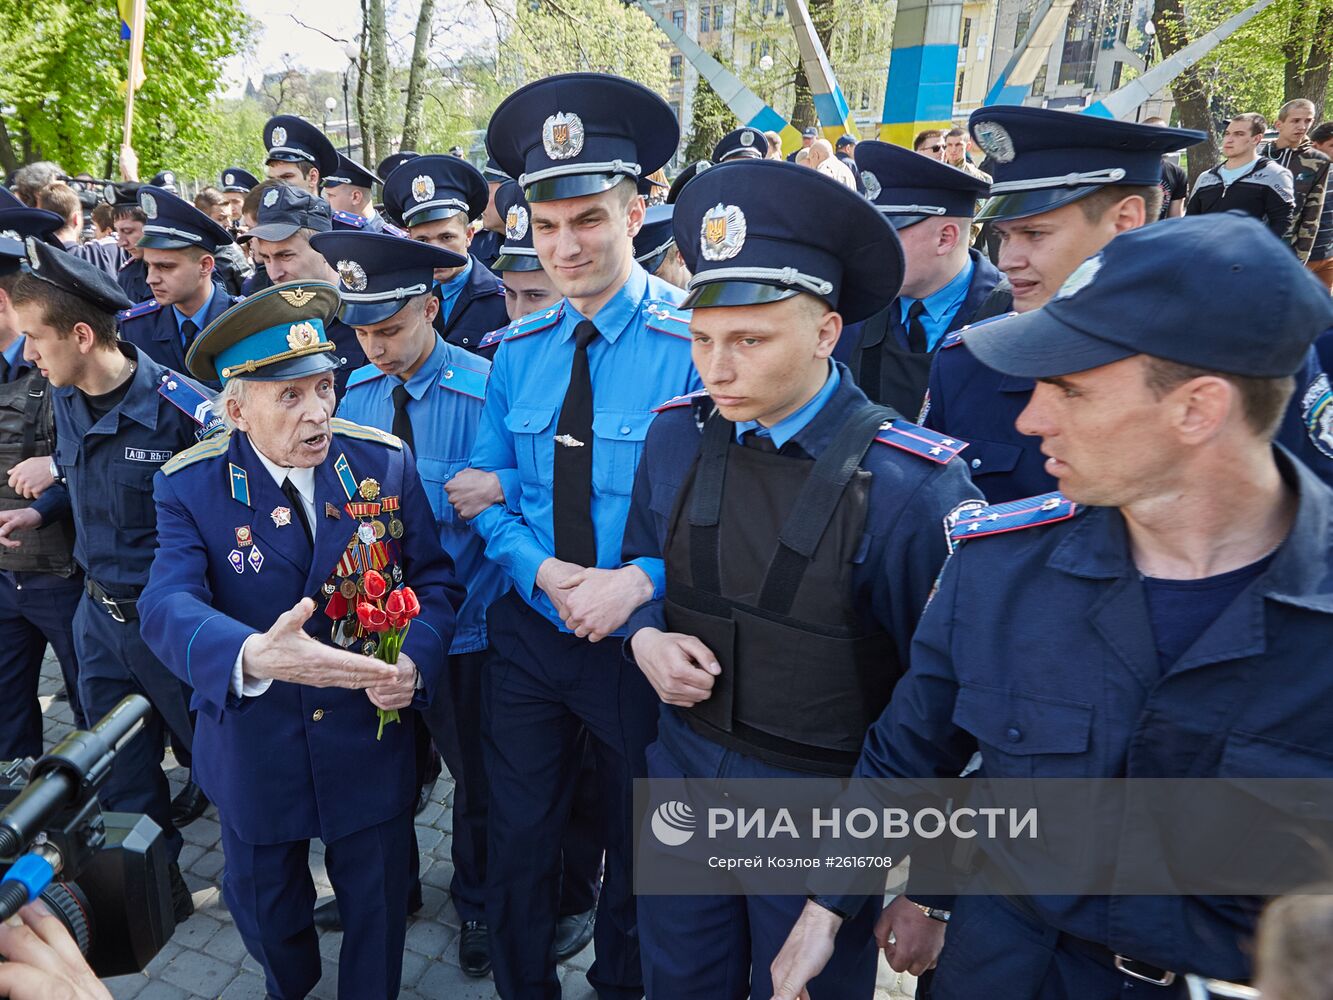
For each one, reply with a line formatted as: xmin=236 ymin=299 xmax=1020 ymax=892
xmin=271 ymin=506 xmax=292 ymax=527
xmin=554 ymin=434 xmax=585 ymax=448
xmin=235 ymin=526 xmax=253 ymax=547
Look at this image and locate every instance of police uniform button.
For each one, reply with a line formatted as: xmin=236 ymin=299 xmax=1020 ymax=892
xmin=312 ymin=709 xmax=325 ymax=722
xmin=1005 ymin=727 xmax=1021 ymax=742
xmin=523 ymin=419 xmax=530 ymax=426
xmin=444 ymin=369 xmax=454 ymax=380
xmin=620 ymin=426 xmax=631 ymax=435
xmin=971 ymin=458 xmax=981 ymax=469
xmin=462 ymin=338 xmax=470 ymax=344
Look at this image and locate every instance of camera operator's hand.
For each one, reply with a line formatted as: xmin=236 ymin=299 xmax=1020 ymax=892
xmin=0 ymin=901 xmax=112 ymax=1000
xmin=241 ymin=599 xmax=405 ymax=690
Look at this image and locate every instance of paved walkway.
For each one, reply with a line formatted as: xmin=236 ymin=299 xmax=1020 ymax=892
xmin=33 ymin=653 xmax=914 ymax=999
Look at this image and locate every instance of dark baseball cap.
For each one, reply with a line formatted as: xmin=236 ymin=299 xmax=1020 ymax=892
xmin=963 ymin=213 xmax=1333 ymax=380
xmin=240 ymin=185 xmax=332 ymax=243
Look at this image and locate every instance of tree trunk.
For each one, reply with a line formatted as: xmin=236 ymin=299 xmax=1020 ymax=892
xmin=1152 ymin=0 xmax=1218 ymax=187
xmin=0 ymin=114 xmax=18 ymax=177
xmin=401 ymin=0 xmax=437 ymax=152
xmin=356 ymin=1 xmax=373 ymax=167
xmin=1286 ymin=0 xmax=1333 ymax=117
xmin=367 ymin=0 xmax=392 ymax=168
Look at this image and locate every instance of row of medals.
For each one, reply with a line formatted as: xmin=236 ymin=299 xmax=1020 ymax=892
xmin=322 ymin=477 xmax=405 ymax=657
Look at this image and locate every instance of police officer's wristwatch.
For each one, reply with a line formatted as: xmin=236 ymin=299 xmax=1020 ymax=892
xmin=913 ymin=902 xmax=951 ymax=922
xmin=49 ymin=458 xmax=65 ymax=486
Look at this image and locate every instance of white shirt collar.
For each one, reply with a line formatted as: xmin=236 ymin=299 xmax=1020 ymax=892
xmin=249 ymin=442 xmax=316 ymax=501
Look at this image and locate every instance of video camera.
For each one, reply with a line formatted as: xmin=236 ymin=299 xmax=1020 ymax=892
xmin=0 ymin=695 xmax=176 ymax=976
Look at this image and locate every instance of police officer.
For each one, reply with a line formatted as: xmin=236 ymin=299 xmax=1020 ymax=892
xmin=148 ymin=170 xmax=178 ymax=194
xmin=263 ymin=114 xmax=339 ymax=196
xmin=712 ymin=126 xmax=768 ymax=163
xmin=633 ymin=203 xmax=690 ymax=290
xmin=138 ymin=282 xmax=462 ymax=999
xmin=219 ymin=166 xmax=260 ymax=227
xmin=772 ymin=212 xmax=1333 ymax=1000
xmin=322 ymin=153 xmax=405 ymax=235
xmin=240 ymin=185 xmax=367 ymax=395
xmin=382 ymin=154 xmax=509 ymax=357
xmin=0 ymin=234 xmax=84 ymax=757
xmin=482 ymin=180 xmax=564 ymax=323
xmin=8 ymin=238 xmax=218 ymax=922
xmin=473 ymin=71 xmax=701 ymax=999
xmin=106 ymin=182 xmax=152 ymax=304
xmin=834 ymin=140 xmax=1009 ymax=416
xmin=469 ymin=157 xmax=511 ymax=271
xmin=623 ymin=158 xmax=979 ymax=999
xmin=116 ymin=186 xmax=241 ymax=380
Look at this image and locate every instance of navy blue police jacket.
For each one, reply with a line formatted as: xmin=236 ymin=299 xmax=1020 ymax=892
xmin=845 ymin=449 xmax=1333 ymax=983
xmin=116 ymin=288 xmax=242 ymax=383
xmin=51 ymin=344 xmax=219 ymax=594
xmin=923 ymin=327 xmax=1333 ymax=501
xmin=433 ymin=256 xmax=509 ymax=357
xmin=138 ymin=419 xmax=462 ymax=845
xmin=622 ymin=367 xmax=981 ymax=748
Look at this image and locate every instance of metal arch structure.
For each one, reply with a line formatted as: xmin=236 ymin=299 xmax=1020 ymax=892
xmin=632 ymin=0 xmax=806 ymax=153
xmin=877 ymin=0 xmax=965 ymax=146
xmin=983 ymin=0 xmax=1076 ymax=107
xmin=782 ymin=0 xmax=860 ymax=140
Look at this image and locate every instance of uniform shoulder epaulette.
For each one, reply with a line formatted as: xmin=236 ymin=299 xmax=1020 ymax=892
xmin=486 ymin=277 xmax=505 ymax=297
xmin=873 ymin=419 xmax=968 ymax=464
xmin=162 ymin=431 xmax=232 ymax=476
xmin=382 ymin=221 xmax=408 ymax=238
xmin=330 ymin=416 xmax=403 ymax=449
xmin=116 ymin=298 xmax=162 ymax=323
xmin=332 ymin=209 xmax=368 ymax=229
xmin=344 ymin=364 xmax=387 ymax=390
xmin=440 ymin=359 xmax=488 ymax=400
xmin=652 ymin=388 xmax=710 ymax=413
xmin=948 ymin=491 xmax=1079 ymax=544
xmin=481 ymin=304 xmax=564 ymax=349
xmin=157 ymin=371 xmax=225 ymax=439
xmin=940 ymin=311 xmax=1015 ymax=350
xmin=644 ymin=300 xmax=691 ymax=340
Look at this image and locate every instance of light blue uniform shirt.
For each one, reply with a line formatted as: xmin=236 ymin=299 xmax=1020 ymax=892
xmin=2 ymin=336 xmax=25 ymax=371
xmin=470 ymin=262 xmax=701 ymax=632
xmin=173 ymin=283 xmax=215 ymax=345
xmin=435 ymin=256 xmax=474 ymax=326
xmin=897 ymin=255 xmax=974 ymax=353
xmin=734 ymin=361 xmax=839 ymax=450
xmin=337 ymin=335 xmax=507 ymax=655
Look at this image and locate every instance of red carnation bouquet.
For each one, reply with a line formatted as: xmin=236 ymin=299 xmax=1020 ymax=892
xmin=355 ymin=569 xmax=422 ymax=739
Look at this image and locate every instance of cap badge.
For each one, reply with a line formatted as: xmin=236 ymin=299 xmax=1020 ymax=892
xmin=103 ymin=184 xmax=116 ymax=203
xmin=224 ymin=172 xmax=235 ymax=185
xmin=1054 ymin=255 xmax=1102 ymax=301
xmin=278 ymin=287 xmax=317 ymax=307
xmin=0 ymin=229 xmax=20 ymax=243
xmin=141 ymin=193 xmax=158 ymax=219
xmin=740 ymin=130 xmax=754 ymax=147
xmin=861 ymin=170 xmax=882 ymax=200
xmin=505 ymin=204 xmax=529 ymax=241
xmin=263 ymin=188 xmax=280 ymax=208
xmin=24 ymin=238 xmax=40 ymax=270
xmin=972 ymin=121 xmax=1016 ymax=164
xmin=337 ymin=259 xmax=368 ymax=292
xmin=271 ymin=125 xmax=288 ymax=147
xmin=163 ymin=172 xmax=174 ymax=185
xmin=411 ymin=174 xmax=435 ymax=203
xmin=542 ymin=111 xmax=585 ymax=161
xmin=287 ymin=321 xmax=321 ymax=351
xmin=700 ymin=203 xmax=747 ymax=261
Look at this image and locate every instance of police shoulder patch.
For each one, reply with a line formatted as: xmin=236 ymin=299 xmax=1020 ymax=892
xmin=948 ymin=491 xmax=1079 ymax=544
xmin=344 ymin=364 xmax=387 ymax=391
xmin=161 ymin=431 xmax=232 ymax=476
xmin=644 ymin=300 xmax=692 ymax=340
xmin=941 ymin=311 xmax=1016 ymax=350
xmin=382 ymin=221 xmax=408 ymax=238
xmin=156 ymin=372 xmax=223 ymax=437
xmin=874 ymin=420 xmax=968 ymax=464
xmin=330 ymin=417 xmax=403 ymax=449
xmin=332 ymin=209 xmax=367 ymax=229
xmin=652 ymin=388 xmax=710 ymax=413
xmin=439 ymin=361 xmax=488 ymax=400
xmin=117 ymin=298 xmax=163 ymax=323
xmin=497 ymin=304 xmax=564 ymax=346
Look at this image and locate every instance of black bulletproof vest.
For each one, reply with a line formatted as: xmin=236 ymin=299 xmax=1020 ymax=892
xmin=664 ymin=402 xmax=902 ymax=776
xmin=848 ymin=307 xmax=933 ymax=417
xmin=0 ymin=368 xmax=76 ymax=576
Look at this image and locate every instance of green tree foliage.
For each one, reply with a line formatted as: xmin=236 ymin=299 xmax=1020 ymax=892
xmin=0 ymin=0 xmax=250 ymax=177
xmin=683 ymin=55 xmax=739 ymax=162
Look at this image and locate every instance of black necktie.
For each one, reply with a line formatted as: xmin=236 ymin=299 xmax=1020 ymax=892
xmin=553 ymin=320 xmax=598 ymax=566
xmin=0 ymin=355 xmax=10 ymax=385
xmin=905 ymin=300 xmax=928 ymax=353
xmin=391 ymin=384 xmax=416 ymax=452
xmin=744 ymin=431 xmax=778 ymax=453
xmin=180 ymin=319 xmax=198 ymax=349
xmin=281 ymin=477 xmax=314 ymax=547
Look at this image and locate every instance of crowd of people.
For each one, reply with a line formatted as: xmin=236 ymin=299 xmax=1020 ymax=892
xmin=0 ymin=72 xmax=1331 ymax=1000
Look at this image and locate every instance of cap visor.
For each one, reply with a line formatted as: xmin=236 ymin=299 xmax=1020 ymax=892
xmin=681 ymin=280 xmax=801 ymax=310
xmin=404 ymin=206 xmax=469 ymax=226
xmin=962 ymin=309 xmax=1136 ymax=378
xmin=884 ymin=214 xmax=929 ymax=231
xmin=492 ymin=252 xmax=543 ymax=273
xmin=227 ymin=351 xmax=341 ymax=383
xmin=524 ymin=172 xmax=627 ymax=204
xmin=340 ymin=298 xmax=414 ymax=327
xmin=243 ymin=222 xmax=302 ymax=243
xmin=975 ymin=185 xmax=1099 ymax=223
xmin=136 ymin=234 xmax=197 ymax=250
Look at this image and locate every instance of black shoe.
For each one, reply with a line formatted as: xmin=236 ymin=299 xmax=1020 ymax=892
xmin=414 ymin=781 xmax=433 ymax=816
xmin=459 ymin=919 xmax=491 ymax=977
xmin=52 ymin=687 xmax=68 ymax=703
xmin=554 ymin=908 xmax=595 ymax=962
xmin=170 ymin=781 xmax=210 ymax=827
xmin=313 ymin=896 xmax=342 ymax=932
xmin=168 ymin=861 xmax=194 ymax=925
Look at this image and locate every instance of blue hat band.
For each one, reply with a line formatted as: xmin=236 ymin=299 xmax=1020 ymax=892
xmin=339 ymin=282 xmax=431 ymax=303
xmin=216 ymin=317 xmax=335 ymax=380
xmin=402 ymin=197 xmax=471 ymax=224
xmin=520 ymin=158 xmax=640 ymax=189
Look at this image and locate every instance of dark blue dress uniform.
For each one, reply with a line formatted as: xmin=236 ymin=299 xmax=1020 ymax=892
xmin=382 ymin=154 xmax=510 ymax=357
xmin=239 ymin=185 xmax=368 ymax=395
xmin=835 ymin=140 xmax=1009 ymax=417
xmin=138 ymin=281 xmax=462 ymax=1000
xmin=0 ymin=237 xmax=84 ymax=757
xmin=102 ymin=182 xmax=153 ymax=303
xmin=21 ymin=240 xmax=218 ymax=867
xmin=476 ymin=72 xmax=694 ymax=1000
xmin=115 ymin=185 xmax=241 ymax=383
xmin=324 ymin=154 xmax=408 ymax=236
xmin=624 ymin=158 xmax=981 ymax=1000
xmin=837 ymin=214 xmax=1333 ymax=998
